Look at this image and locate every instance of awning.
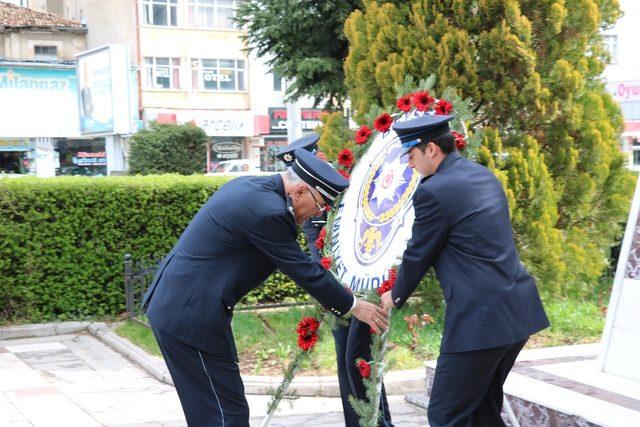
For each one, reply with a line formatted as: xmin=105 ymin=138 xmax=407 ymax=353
xmin=0 ymin=139 xmax=34 ymax=151
xmin=623 ymin=121 xmax=640 ymax=137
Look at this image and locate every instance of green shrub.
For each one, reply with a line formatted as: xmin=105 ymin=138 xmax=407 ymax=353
xmin=0 ymin=175 xmax=307 ymax=322
xmin=129 ymin=121 xmax=208 ymax=175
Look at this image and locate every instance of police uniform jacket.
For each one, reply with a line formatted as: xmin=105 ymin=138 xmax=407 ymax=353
xmin=392 ymin=152 xmax=549 ymax=353
xmin=142 ymin=174 xmax=353 ymax=361
xmin=302 ymin=211 xmax=326 ymax=262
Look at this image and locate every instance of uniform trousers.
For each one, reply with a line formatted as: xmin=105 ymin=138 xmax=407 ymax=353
xmin=427 ymin=339 xmax=527 ymax=427
xmin=333 ymin=317 xmax=394 ymax=426
xmin=152 ymin=326 xmax=250 ymax=427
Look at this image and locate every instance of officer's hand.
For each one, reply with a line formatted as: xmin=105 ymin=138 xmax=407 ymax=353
xmin=380 ymin=291 xmax=394 ymax=313
xmin=351 ymin=299 xmax=389 ymax=334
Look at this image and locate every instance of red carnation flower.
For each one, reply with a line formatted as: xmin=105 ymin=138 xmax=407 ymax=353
xmin=355 ymin=125 xmax=372 ymax=145
xmin=315 ymin=228 xmax=327 ymax=250
xmin=396 ymin=95 xmax=413 ymax=113
xmin=298 ymin=332 xmax=319 ymax=351
xmin=413 ymin=91 xmax=434 ymax=112
xmin=357 ymin=359 xmax=372 ymax=378
xmin=435 ymin=99 xmax=453 ymax=115
xmin=373 ymin=113 xmax=392 ymax=133
xmin=376 ymin=267 xmax=398 ymax=296
xmin=318 ymin=228 xmax=326 ymax=240
xmin=320 ymin=257 xmax=332 ymax=269
xmin=338 ymin=149 xmax=355 ymax=168
xmin=338 ymin=169 xmax=350 ymax=180
xmin=297 ymin=316 xmax=320 ymax=336
xmin=451 ymin=131 xmax=466 ymax=150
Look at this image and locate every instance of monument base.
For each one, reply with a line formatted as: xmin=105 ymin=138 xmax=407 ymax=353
xmin=405 ymin=343 xmax=640 ymax=426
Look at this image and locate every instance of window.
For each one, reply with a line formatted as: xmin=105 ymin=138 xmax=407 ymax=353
xmin=34 ymin=45 xmax=57 ymax=60
xmin=144 ymin=57 xmax=181 ymax=89
xmin=273 ymin=71 xmax=282 ymax=92
xmin=633 ymin=149 xmax=640 ymax=166
xmin=621 ymin=101 xmax=640 ymax=121
xmin=603 ymin=35 xmax=618 ymax=63
xmin=142 ymin=0 xmax=178 ymax=26
xmin=191 ymin=58 xmax=245 ymax=91
xmin=188 ymin=0 xmax=240 ymax=28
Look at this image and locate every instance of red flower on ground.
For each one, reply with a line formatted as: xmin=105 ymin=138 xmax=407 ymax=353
xmin=451 ymin=131 xmax=466 ymax=150
xmin=355 ymin=125 xmax=373 ymax=145
xmin=373 ymin=113 xmax=393 ymax=133
xmin=338 ymin=149 xmax=355 ymax=168
xmin=357 ymin=359 xmax=372 ymax=379
xmin=297 ymin=316 xmax=320 ymax=336
xmin=338 ymin=169 xmax=350 ymax=180
xmin=435 ymin=99 xmax=453 ymax=115
xmin=297 ymin=332 xmax=319 ymax=351
xmin=315 ymin=228 xmax=327 ymax=250
xmin=320 ymin=257 xmax=332 ymax=269
xmin=413 ymin=91 xmax=434 ymax=112
xmin=396 ymin=94 xmax=413 ymax=113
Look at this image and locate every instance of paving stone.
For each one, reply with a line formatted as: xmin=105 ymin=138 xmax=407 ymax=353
xmin=0 ymin=331 xmax=432 ymax=427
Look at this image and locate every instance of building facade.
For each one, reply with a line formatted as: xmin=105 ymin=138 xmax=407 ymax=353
xmin=25 ymin=0 xmax=324 ymax=174
xmin=0 ymin=1 xmax=87 ymax=177
xmin=603 ymin=0 xmax=640 ymax=170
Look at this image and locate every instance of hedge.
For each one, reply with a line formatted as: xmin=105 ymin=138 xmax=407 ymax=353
xmin=0 ymin=175 xmax=308 ymax=322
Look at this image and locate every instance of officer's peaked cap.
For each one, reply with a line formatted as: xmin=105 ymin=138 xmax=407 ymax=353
xmin=291 ymin=148 xmax=348 ymax=206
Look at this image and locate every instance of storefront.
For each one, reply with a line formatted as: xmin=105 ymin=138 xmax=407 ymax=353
xmin=0 ymin=65 xmax=80 ymax=177
xmin=144 ymin=108 xmax=258 ymax=173
xmin=54 ymin=138 xmax=107 ymax=176
xmin=259 ymin=107 xmax=324 ymax=172
xmin=0 ymin=139 xmax=35 ymax=175
xmin=607 ymin=80 xmax=640 ymax=170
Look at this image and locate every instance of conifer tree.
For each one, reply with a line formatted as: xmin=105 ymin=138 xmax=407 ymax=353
xmin=343 ymin=0 xmax=634 ymax=296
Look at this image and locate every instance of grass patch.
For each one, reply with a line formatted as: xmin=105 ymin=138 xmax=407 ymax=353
xmin=115 ymin=320 xmax=162 ymax=357
xmin=115 ymin=293 xmax=607 ymax=375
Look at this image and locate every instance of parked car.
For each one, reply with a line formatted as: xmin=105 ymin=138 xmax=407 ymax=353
xmin=208 ymin=159 xmax=263 ymax=175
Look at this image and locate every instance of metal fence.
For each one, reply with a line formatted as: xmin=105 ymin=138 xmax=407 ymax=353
xmin=123 ymin=253 xmax=164 ymax=321
xmin=123 ymin=254 xmax=313 ymax=324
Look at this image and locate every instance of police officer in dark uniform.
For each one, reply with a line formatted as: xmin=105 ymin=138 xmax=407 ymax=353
xmin=381 ymin=115 xmax=550 ymax=426
xmin=142 ymin=149 xmax=389 ymax=427
xmin=276 ymin=135 xmax=393 ymax=427
xmin=274 ymin=133 xmax=328 ymax=260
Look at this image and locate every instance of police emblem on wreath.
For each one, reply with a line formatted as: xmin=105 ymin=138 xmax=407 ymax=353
xmin=355 ymin=141 xmax=420 ymax=265
xmin=330 ymin=112 xmax=429 ymax=292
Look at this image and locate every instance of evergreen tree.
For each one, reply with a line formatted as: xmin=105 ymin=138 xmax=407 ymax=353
xmin=129 ymin=122 xmax=208 ymax=175
xmin=317 ymin=112 xmax=353 ymax=160
xmin=235 ymin=0 xmax=362 ymax=107
xmin=343 ymin=0 xmax=635 ymax=296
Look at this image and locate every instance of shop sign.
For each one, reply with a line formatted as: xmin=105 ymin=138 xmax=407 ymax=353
xmin=185 ymin=110 xmax=254 ymax=137
xmin=269 ymin=107 xmax=288 ymax=134
xmin=0 ymin=67 xmax=79 ymax=138
xmin=607 ymin=81 xmax=640 ymax=102
xmin=0 ymin=139 xmax=35 ymax=152
xmin=203 ymin=71 xmax=232 ymax=83
xmin=268 ymin=107 xmax=324 ymax=133
xmin=212 ymin=141 xmax=242 ymax=160
xmin=301 ymin=108 xmax=323 ymax=131
xmin=211 ymin=137 xmax=243 ymax=161
xmin=73 ymin=151 xmax=107 ymax=166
